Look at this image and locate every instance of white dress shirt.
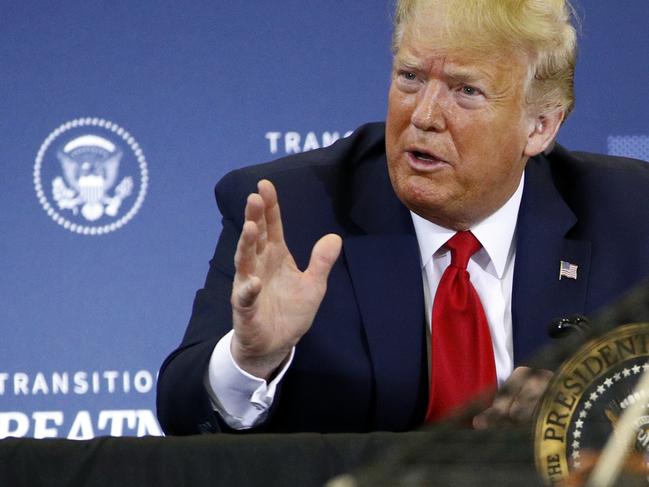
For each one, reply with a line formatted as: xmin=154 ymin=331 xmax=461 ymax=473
xmin=205 ymin=175 xmax=525 ymax=429
xmin=412 ymin=175 xmax=524 ymax=387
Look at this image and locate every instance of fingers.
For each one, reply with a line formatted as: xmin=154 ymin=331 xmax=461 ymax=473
xmin=473 ymin=367 xmax=553 ymax=430
xmin=240 ymin=180 xmax=285 ymax=256
xmin=306 ymin=234 xmax=343 ymax=284
xmin=232 ymin=179 xmax=285 ymax=311
xmin=244 ymin=192 xmax=267 ymax=255
xmin=233 ymin=276 xmax=262 ymax=309
xmin=472 ymin=368 xmax=527 ymax=429
xmin=232 ymin=222 xmax=263 ymax=310
xmin=473 ymin=393 xmax=517 ymax=430
xmin=234 ymin=220 xmax=259 ymax=277
xmin=509 ymin=369 xmax=553 ymax=421
xmin=257 ymin=179 xmax=285 ymax=244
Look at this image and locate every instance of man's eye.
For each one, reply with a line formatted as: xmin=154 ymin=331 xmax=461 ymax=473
xmin=461 ymin=85 xmax=479 ymax=96
xmin=400 ymin=71 xmax=417 ymax=81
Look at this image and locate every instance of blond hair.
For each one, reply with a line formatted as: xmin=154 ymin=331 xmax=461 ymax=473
xmin=392 ymin=0 xmax=577 ymax=117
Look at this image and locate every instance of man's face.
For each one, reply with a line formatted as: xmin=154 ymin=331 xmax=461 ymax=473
xmin=386 ymin=29 xmax=538 ymax=230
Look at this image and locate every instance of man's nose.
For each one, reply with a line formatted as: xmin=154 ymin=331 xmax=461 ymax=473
xmin=411 ymin=82 xmax=447 ymax=132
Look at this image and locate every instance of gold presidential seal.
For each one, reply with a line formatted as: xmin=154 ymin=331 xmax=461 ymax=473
xmin=534 ymin=323 xmax=649 ymax=485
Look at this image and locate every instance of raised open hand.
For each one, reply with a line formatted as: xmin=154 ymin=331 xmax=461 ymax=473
xmin=230 ymin=179 xmax=342 ymax=380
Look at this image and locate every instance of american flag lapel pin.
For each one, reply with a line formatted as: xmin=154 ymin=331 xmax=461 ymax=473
xmin=559 ymin=260 xmax=578 ymax=280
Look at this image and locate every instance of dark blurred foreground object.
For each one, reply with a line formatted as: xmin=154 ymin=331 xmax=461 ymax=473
xmin=327 ymin=424 xmax=544 ymax=487
xmin=0 ymin=428 xmax=543 ymax=487
xmin=331 ymin=280 xmax=649 ymax=487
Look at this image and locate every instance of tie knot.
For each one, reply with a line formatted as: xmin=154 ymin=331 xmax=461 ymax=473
xmin=445 ymin=231 xmax=481 ymax=269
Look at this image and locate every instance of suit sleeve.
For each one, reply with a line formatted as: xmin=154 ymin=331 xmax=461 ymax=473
xmin=157 ymin=170 xmax=277 ymax=435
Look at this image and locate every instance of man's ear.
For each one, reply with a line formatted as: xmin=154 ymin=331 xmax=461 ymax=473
xmin=523 ymin=109 xmax=564 ymax=157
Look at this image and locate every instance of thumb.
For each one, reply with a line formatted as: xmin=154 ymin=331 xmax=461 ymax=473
xmin=306 ymin=233 xmax=342 ymax=284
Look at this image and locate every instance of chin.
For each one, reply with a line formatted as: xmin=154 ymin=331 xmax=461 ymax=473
xmin=396 ymin=179 xmax=447 ymax=214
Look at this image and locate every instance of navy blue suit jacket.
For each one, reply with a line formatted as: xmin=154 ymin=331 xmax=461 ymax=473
xmin=157 ymin=122 xmax=649 ymax=435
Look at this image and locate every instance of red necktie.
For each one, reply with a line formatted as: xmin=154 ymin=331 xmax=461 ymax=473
xmin=425 ymin=231 xmax=497 ymax=423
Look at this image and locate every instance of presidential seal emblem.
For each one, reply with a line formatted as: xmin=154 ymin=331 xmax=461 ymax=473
xmin=535 ymin=323 xmax=649 ymax=485
xmin=34 ymin=118 xmax=148 ymax=235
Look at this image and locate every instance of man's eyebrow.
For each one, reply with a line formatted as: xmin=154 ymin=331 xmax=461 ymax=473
xmin=393 ymin=55 xmax=425 ymax=70
xmin=444 ymin=66 xmax=492 ymax=84
xmin=393 ymin=55 xmax=495 ymax=83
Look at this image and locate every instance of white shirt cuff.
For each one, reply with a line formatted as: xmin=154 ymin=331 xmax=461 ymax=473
xmin=204 ymin=329 xmax=294 ymax=429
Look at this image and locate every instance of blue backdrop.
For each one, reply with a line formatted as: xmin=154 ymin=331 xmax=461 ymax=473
xmin=1 ymin=1 xmax=647 ymax=438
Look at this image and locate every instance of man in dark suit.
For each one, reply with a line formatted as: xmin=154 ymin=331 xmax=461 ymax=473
xmin=157 ymin=0 xmax=649 ymax=435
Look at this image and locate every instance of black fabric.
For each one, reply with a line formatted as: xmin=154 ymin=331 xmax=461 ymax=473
xmin=0 ymin=432 xmax=426 ymax=487
xmin=0 ymin=429 xmax=543 ymax=487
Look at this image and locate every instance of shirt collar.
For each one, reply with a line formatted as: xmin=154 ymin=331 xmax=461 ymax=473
xmin=410 ymin=173 xmax=524 ymax=279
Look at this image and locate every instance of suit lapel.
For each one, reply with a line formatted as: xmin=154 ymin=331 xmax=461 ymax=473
xmin=512 ymin=155 xmax=592 ymax=364
xmin=342 ymin=146 xmax=593 ymax=422
xmin=344 ymin=153 xmax=426 ymax=430
xmin=344 ymin=235 xmax=425 ymax=430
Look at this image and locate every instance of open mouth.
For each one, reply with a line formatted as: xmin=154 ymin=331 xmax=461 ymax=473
xmin=408 ymin=150 xmax=448 ymax=168
xmin=412 ymin=150 xmax=438 ymax=162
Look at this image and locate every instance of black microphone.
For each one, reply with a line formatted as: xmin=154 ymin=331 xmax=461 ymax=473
xmin=547 ymin=314 xmax=591 ymax=338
